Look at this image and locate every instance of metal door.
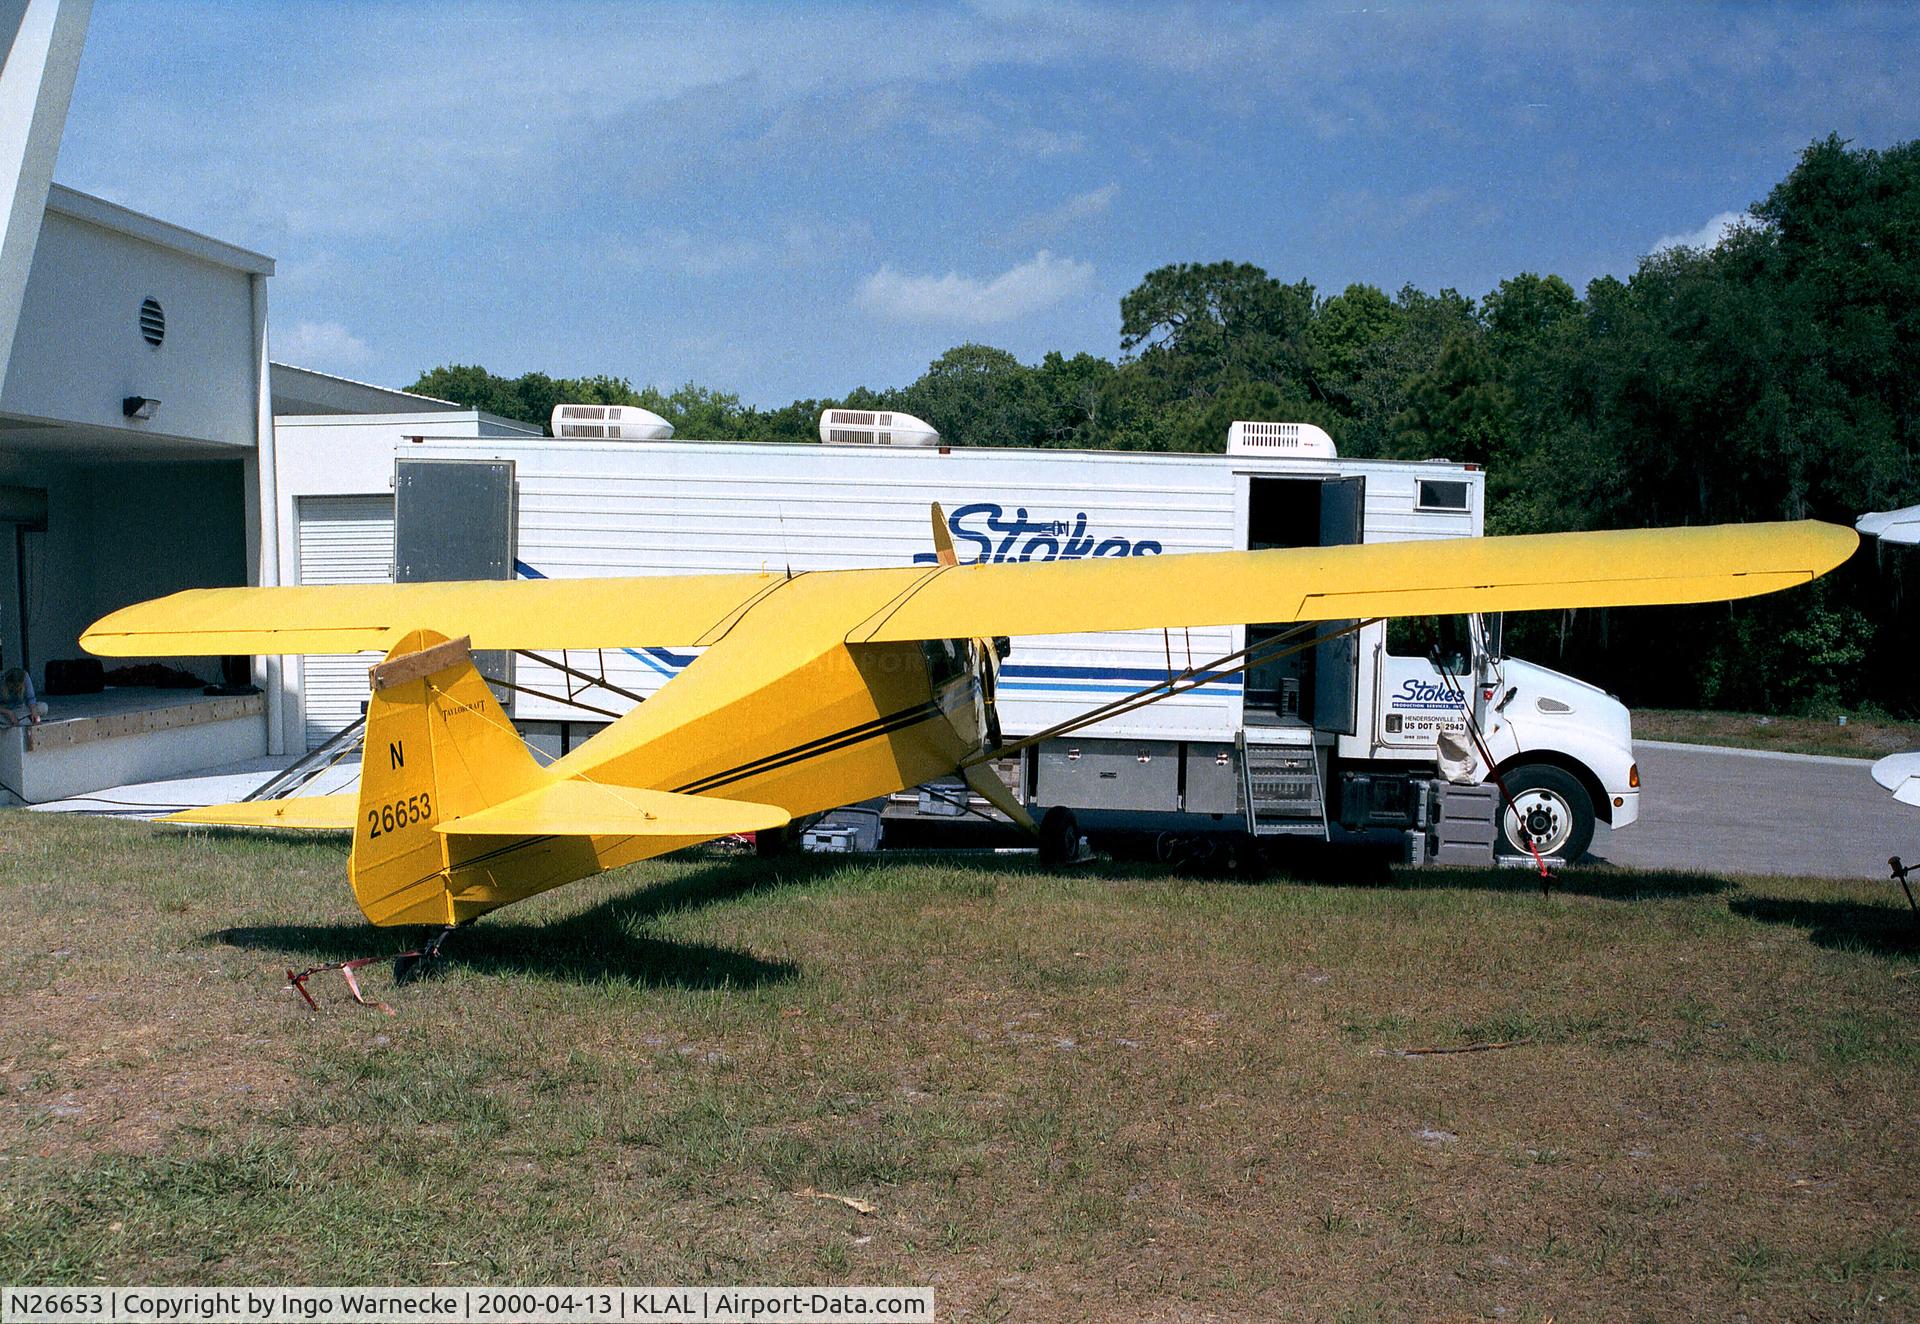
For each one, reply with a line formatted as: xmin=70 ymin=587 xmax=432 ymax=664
xmin=394 ymin=459 xmax=516 ymax=706
xmin=295 ymin=495 xmax=394 ymax=749
xmin=1312 ymin=477 xmax=1365 ymax=734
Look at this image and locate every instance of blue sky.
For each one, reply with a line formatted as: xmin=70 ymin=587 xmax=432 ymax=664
xmin=51 ymin=1 xmax=1920 ymax=406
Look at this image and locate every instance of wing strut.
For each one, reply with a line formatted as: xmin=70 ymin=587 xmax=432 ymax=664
xmin=515 ymin=649 xmax=648 ymax=705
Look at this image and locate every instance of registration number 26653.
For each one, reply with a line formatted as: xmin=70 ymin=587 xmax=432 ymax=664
xmin=366 ymin=792 xmax=431 ymax=839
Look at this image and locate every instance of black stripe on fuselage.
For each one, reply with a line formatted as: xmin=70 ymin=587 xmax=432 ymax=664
xmin=671 ymin=697 xmax=946 ymax=796
xmin=672 ymin=673 xmax=982 ymax=797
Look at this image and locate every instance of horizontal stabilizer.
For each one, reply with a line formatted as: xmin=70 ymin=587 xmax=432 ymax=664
xmin=163 ymin=793 xmax=357 ymax=830
xmin=436 ymin=779 xmax=790 ymax=839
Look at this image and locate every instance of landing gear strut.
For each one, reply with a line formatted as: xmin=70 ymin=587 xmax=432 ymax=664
xmin=394 ymin=924 xmax=458 ymax=984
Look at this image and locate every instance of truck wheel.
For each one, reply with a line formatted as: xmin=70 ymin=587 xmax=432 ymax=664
xmin=1496 ymin=764 xmax=1595 ymax=862
xmin=1038 ymin=807 xmax=1079 ymax=867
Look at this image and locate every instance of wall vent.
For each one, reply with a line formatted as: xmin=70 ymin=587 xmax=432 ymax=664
xmin=138 ymin=297 xmax=165 ymax=347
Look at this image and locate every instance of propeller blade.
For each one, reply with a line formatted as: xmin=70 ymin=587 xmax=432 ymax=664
xmin=930 ymin=502 xmax=958 ymax=567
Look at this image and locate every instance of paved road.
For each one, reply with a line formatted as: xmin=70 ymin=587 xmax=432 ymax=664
xmin=1591 ymin=740 xmax=1916 ymax=880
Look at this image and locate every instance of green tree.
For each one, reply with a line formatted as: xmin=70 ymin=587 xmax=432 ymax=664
xmin=1481 ymin=273 xmax=1580 ymax=355
xmin=1335 ymin=285 xmax=1480 ymax=458
xmin=409 ymin=364 xmax=535 ymax=424
xmin=1390 ymin=329 xmax=1511 ymax=469
xmin=1308 ymin=283 xmax=1400 ymax=408
xmin=1031 ymin=350 xmax=1116 ymax=446
xmin=1118 ymin=261 xmax=1317 ymax=400
xmin=894 ymin=344 xmax=1037 ymax=447
xmin=630 ymin=383 xmax=754 ymax=439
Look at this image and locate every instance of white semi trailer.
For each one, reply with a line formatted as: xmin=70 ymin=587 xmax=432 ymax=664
xmin=344 ymin=414 xmax=1640 ymax=863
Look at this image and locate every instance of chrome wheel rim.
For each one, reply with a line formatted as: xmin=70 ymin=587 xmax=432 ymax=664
xmin=1504 ymin=787 xmax=1574 ymax=856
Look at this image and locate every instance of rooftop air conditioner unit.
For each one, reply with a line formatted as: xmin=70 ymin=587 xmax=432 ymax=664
xmin=818 ymin=408 xmax=939 ymax=447
xmin=1224 ymin=420 xmax=1337 ymax=459
xmin=550 ymin=403 xmax=674 ymax=441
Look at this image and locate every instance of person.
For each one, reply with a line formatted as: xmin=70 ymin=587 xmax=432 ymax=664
xmin=0 ymin=647 xmax=46 ymax=726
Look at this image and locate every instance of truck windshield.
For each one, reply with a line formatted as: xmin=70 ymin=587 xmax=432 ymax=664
xmin=1386 ymin=615 xmax=1472 ymax=674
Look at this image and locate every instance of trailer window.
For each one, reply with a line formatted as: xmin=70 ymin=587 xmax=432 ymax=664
xmin=1416 ymin=479 xmax=1469 ymax=511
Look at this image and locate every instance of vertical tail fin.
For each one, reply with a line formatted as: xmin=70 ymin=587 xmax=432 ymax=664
xmin=351 ymin=629 xmax=543 ymax=926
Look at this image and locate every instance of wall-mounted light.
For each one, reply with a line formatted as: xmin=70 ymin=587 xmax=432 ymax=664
xmin=123 ymin=396 xmax=159 ymax=420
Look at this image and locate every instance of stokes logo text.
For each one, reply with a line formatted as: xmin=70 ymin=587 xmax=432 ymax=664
xmin=1394 ymin=679 xmax=1466 ymax=711
xmin=912 ymin=502 xmax=1164 ymax=564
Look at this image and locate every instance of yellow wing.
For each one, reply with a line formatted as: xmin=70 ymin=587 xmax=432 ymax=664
xmin=165 ymin=793 xmax=357 ymax=830
xmin=81 ymin=569 xmax=797 ymax=657
xmin=436 ymin=781 xmax=788 ymax=838
xmin=83 ymin=519 xmax=1855 ymax=658
xmin=849 ymin=520 xmax=1857 ymax=642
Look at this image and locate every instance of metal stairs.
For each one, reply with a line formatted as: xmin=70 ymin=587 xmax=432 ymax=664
xmin=1241 ymin=737 xmax=1329 ymax=838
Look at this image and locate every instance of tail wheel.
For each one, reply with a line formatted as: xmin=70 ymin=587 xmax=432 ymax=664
xmin=1496 ymin=764 xmax=1595 ymax=861
xmin=1038 ymin=807 xmax=1079 ymax=867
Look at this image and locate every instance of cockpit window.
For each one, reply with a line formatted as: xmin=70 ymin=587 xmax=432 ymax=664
xmin=921 ymin=638 xmax=969 ymax=686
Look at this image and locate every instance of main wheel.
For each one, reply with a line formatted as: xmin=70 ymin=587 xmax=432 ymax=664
xmin=1037 ymin=807 xmax=1079 ymax=867
xmin=1495 ymin=764 xmax=1595 ymax=862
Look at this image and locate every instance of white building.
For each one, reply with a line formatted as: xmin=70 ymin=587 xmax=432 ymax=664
xmin=0 ymin=0 xmax=504 ymax=802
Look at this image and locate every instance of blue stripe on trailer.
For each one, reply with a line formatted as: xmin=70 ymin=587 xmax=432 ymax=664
xmin=999 ymin=680 xmax=1239 ymax=697
xmin=1002 ymin=662 xmax=1235 ymax=682
xmin=514 ymin=560 xmax=697 ymax=676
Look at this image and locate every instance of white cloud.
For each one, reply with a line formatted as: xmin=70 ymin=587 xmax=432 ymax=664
xmin=275 ymin=320 xmax=373 ymax=373
xmin=273 ymin=250 xmax=347 ymax=294
xmin=1651 ymin=210 xmax=1751 ymax=254
xmin=1323 ymin=185 xmax=1467 ymax=237
xmin=1013 ymin=183 xmax=1118 ymax=241
xmin=859 ymin=251 xmax=1095 ymax=324
xmin=616 ymin=228 xmax=771 ymax=278
xmin=609 ymin=217 xmax=871 ymax=277
xmin=1010 ymin=125 xmax=1087 ymax=158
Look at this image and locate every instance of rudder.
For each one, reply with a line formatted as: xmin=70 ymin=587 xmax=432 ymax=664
xmin=351 ymin=629 xmax=544 ymax=926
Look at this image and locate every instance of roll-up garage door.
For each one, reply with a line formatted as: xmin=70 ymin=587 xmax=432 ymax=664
xmin=295 ymin=494 xmax=394 ymax=749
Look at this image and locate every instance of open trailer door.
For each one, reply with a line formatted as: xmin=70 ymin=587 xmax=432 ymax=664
xmin=1312 ymin=476 xmax=1365 ymax=735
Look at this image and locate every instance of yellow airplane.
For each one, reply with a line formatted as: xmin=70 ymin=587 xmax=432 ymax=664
xmin=82 ymin=513 xmax=1855 ymax=945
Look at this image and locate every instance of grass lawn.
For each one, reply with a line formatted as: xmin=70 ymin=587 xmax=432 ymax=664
xmin=2 ymin=812 xmax=1917 ymax=1322
xmin=1634 ymin=709 xmax=1920 ymax=761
